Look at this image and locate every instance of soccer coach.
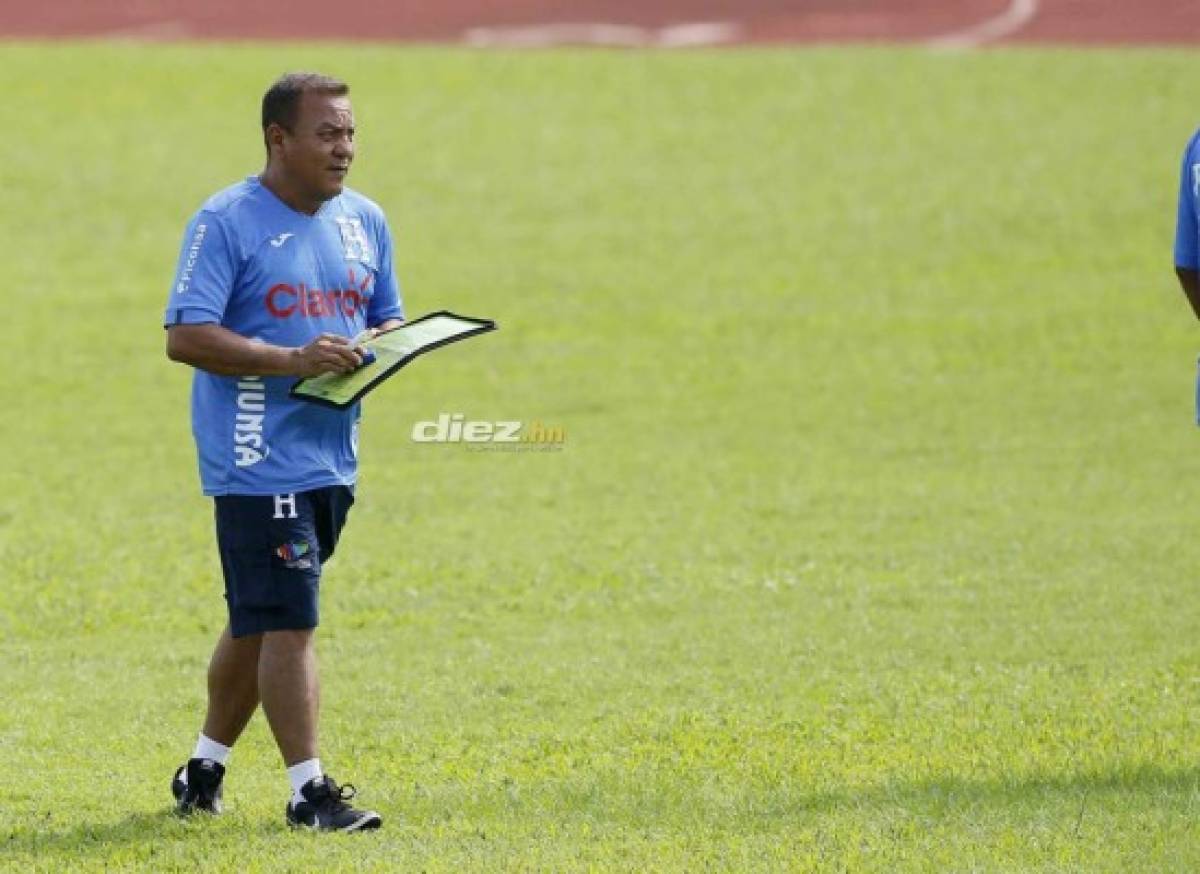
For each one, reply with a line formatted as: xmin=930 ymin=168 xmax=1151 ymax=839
xmin=163 ymin=72 xmax=403 ymax=832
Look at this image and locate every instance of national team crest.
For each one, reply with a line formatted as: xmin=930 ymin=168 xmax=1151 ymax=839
xmin=335 ymin=217 xmax=372 ymax=263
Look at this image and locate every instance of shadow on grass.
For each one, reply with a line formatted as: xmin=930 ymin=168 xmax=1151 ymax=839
xmin=559 ymin=761 xmax=1200 ymax=826
xmin=2 ymin=806 xmax=284 ymax=861
xmin=7 ymin=763 xmax=1200 ymax=859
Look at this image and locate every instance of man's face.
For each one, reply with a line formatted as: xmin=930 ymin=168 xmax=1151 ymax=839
xmin=275 ymin=92 xmax=355 ymax=203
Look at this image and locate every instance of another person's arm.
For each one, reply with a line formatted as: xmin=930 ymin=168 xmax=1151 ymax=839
xmin=1175 ymin=136 xmax=1200 ymax=318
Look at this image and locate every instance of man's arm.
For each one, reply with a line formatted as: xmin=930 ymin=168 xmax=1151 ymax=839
xmin=1177 ymin=267 xmax=1200 ymax=320
xmin=166 ymin=324 xmax=363 ymax=377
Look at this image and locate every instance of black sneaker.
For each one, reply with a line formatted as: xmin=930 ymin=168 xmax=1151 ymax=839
xmin=286 ymin=775 xmax=382 ymax=832
xmin=171 ymin=758 xmax=225 ymax=815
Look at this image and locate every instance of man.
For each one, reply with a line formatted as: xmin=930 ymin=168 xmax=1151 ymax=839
xmin=1177 ymin=129 xmax=1200 ymax=318
xmin=163 ymin=72 xmax=403 ymax=832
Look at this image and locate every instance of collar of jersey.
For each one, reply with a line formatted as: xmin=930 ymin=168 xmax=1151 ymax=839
xmin=250 ymin=175 xmax=338 ymax=220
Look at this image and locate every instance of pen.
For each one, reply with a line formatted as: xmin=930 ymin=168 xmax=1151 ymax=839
xmin=350 ymin=329 xmax=377 ymax=367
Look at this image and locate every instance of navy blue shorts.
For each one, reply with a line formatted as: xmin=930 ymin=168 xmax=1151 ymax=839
xmin=214 ymin=486 xmax=355 ymax=638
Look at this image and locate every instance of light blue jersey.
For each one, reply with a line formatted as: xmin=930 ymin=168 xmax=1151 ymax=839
xmin=1175 ymin=130 xmax=1200 ymax=269
xmin=165 ymin=176 xmax=404 ymax=496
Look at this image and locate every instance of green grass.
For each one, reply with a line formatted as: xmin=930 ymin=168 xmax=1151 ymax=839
xmin=2 ymin=41 xmax=1200 ymax=870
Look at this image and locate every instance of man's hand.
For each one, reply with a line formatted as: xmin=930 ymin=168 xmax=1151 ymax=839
xmin=292 ymin=333 xmax=363 ymax=377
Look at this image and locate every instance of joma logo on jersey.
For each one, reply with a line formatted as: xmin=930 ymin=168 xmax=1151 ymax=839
xmin=335 ymin=217 xmax=371 ymax=262
xmin=234 ymin=377 xmax=269 ymax=467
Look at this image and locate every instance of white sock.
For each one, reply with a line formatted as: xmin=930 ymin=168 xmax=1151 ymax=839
xmin=194 ymin=733 xmax=232 ymax=765
xmin=179 ymin=733 xmax=231 ymax=786
xmin=287 ymin=758 xmax=323 ymax=805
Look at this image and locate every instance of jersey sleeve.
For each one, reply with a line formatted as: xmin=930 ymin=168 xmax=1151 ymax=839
xmin=163 ymin=211 xmax=237 ymax=326
xmin=1176 ymin=137 xmax=1199 ymax=269
xmin=367 ymin=216 xmax=405 ymax=326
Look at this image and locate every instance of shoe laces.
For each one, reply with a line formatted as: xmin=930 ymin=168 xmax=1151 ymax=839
xmin=314 ymin=777 xmax=358 ymax=811
xmin=188 ymin=764 xmax=222 ymax=799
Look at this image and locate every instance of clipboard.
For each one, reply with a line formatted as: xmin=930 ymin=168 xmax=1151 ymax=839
xmin=290 ymin=311 xmax=496 ymax=409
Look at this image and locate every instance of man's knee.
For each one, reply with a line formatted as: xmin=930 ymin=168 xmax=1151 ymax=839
xmin=227 ymin=630 xmax=264 ymax=650
xmin=263 ymin=628 xmax=314 ymax=651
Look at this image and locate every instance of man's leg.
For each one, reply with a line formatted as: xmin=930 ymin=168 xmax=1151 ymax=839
xmin=258 ymin=628 xmax=319 ymax=765
xmin=174 ymin=624 xmax=258 ymax=813
xmin=201 ymin=624 xmax=263 ymax=747
xmin=263 ymin=623 xmax=381 ymax=831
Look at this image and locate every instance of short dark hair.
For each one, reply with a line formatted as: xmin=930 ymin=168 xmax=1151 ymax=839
xmin=261 ymin=72 xmax=349 ymax=153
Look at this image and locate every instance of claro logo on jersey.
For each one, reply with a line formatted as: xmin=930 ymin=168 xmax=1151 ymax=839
xmin=265 ymin=268 xmax=373 ymax=319
xmin=235 ymin=377 xmax=270 ymax=467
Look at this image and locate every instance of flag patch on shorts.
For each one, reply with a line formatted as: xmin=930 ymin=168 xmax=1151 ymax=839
xmin=275 ymin=541 xmax=313 ymax=569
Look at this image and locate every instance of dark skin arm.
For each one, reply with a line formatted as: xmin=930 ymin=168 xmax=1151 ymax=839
xmin=1177 ymin=267 xmax=1200 ymax=320
xmin=166 ymin=318 xmax=403 ymax=377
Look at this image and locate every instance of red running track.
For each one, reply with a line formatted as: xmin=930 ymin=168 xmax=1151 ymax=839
xmin=0 ymin=1 xmax=1196 ymax=46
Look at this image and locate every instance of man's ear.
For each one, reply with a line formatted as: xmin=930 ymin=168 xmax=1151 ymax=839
xmin=265 ymin=123 xmax=288 ymax=155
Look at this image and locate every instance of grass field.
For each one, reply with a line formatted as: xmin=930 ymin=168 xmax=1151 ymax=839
xmin=3 ymin=41 xmax=1200 ymax=871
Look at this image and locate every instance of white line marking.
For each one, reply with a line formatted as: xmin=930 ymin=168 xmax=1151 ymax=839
xmin=925 ymin=0 xmax=1039 ymax=50
xmin=465 ymin=23 xmax=645 ymax=48
xmin=656 ymin=22 xmax=743 ymax=48
xmin=95 ymin=19 xmax=192 ymax=41
xmin=464 ymin=21 xmax=740 ymax=49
